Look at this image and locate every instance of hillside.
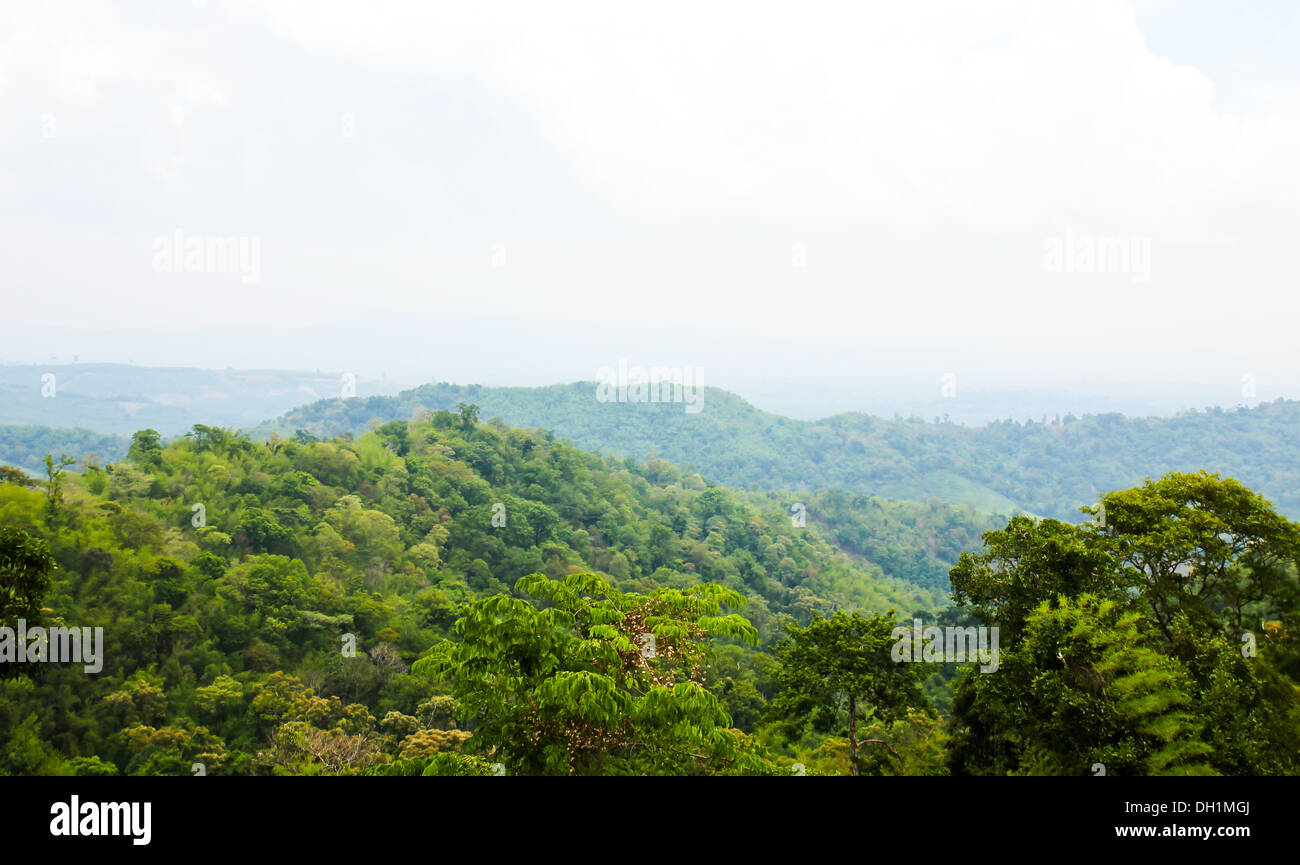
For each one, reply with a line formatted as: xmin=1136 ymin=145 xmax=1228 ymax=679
xmin=0 ymin=409 xmax=944 ymax=775
xmin=0 ymin=425 xmax=130 ymax=476
xmin=266 ymin=382 xmax=1300 ymax=519
xmin=5 ymin=415 xmax=1298 ymax=776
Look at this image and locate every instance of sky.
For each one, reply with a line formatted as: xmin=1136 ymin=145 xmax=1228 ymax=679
xmin=2 ymin=1 xmax=1299 ymax=420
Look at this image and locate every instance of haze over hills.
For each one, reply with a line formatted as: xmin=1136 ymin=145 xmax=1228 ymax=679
xmin=0 ymin=364 xmax=409 ymax=473
xmin=0 ymin=363 xmax=406 ymax=436
xmin=4 ymin=364 xmax=1297 ymax=521
xmin=5 ymin=327 xmax=1293 ymax=424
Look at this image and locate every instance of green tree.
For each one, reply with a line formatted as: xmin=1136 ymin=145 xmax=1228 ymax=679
xmin=414 ymin=572 xmax=764 ymax=775
xmin=1096 ymin=471 xmax=1300 ymax=637
xmin=41 ymin=453 xmax=76 ymax=519
xmin=949 ymin=594 xmax=1216 ymax=776
xmin=456 ymin=402 xmax=480 ymax=431
xmin=767 ymin=610 xmax=927 ymax=775
xmin=950 ymin=515 xmax=1123 ymax=644
xmin=0 ymin=526 xmax=53 ymax=629
xmin=948 ymin=472 xmax=1300 ymax=775
xmin=127 ymin=429 xmax=163 ymax=467
xmin=0 ymin=466 xmax=33 ymax=487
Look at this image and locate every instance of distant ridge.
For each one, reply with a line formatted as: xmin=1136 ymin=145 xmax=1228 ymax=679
xmin=263 ymin=381 xmax=1300 ymax=519
xmin=0 ymin=363 xmax=401 ymax=436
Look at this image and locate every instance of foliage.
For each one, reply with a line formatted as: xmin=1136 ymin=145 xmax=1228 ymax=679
xmin=948 ymin=472 xmax=1300 ymax=775
xmin=766 ymin=610 xmax=928 ymax=775
xmin=0 ymin=525 xmax=53 ymax=628
xmin=414 ymin=571 xmax=764 ymax=775
xmin=0 ymin=413 xmax=923 ymax=774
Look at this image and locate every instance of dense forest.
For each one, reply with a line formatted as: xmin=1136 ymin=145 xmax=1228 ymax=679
xmin=0 ymin=425 xmax=128 ymax=477
xmin=745 ymin=488 xmax=996 ymax=596
xmin=266 ymin=382 xmax=1300 ymax=519
xmin=2 ymin=408 xmax=1297 ymax=775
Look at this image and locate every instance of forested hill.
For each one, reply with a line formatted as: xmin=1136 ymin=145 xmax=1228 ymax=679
xmin=0 ymin=425 xmax=129 ymax=476
xmin=0 ymin=409 xmax=943 ymax=774
xmin=265 ymin=382 xmax=1300 ymax=519
xmin=6 ymin=409 xmax=1298 ymax=776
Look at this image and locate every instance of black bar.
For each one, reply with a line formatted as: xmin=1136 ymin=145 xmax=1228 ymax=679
xmin=5 ymin=777 xmax=1284 ymax=854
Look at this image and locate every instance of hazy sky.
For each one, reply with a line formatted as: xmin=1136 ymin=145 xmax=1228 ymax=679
xmin=3 ymin=1 xmax=1299 ymax=417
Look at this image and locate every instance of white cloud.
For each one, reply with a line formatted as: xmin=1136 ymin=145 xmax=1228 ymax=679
xmin=251 ymin=0 xmax=1300 ymax=236
xmin=2 ymin=0 xmax=1299 ymax=402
